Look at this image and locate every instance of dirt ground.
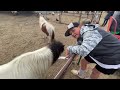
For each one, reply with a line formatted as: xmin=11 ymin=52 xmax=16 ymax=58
xmin=0 ymin=11 xmax=120 ymax=79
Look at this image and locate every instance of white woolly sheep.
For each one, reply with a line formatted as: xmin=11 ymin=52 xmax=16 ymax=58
xmin=0 ymin=40 xmax=64 ymax=79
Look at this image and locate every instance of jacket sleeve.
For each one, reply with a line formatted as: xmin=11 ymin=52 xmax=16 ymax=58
xmin=67 ymin=30 xmax=102 ymax=57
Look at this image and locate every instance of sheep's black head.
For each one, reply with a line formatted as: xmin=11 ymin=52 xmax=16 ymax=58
xmin=48 ymin=40 xmax=64 ymax=64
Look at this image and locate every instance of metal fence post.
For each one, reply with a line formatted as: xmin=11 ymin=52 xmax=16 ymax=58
xmin=78 ymin=11 xmax=82 ymax=23
xmin=98 ymin=11 xmax=103 ymax=24
xmin=59 ymin=11 xmax=62 ymax=24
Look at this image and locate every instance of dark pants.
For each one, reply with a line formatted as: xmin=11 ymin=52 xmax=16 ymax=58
xmin=84 ymin=55 xmax=117 ymax=75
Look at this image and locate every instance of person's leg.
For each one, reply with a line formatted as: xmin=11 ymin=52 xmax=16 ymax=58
xmin=71 ymin=58 xmax=90 ymax=78
xmin=89 ymin=67 xmax=101 ymax=79
xmin=79 ymin=58 xmax=90 ymax=70
xmin=71 ymin=56 xmax=92 ymax=78
xmin=88 ymin=65 xmax=117 ymax=79
xmin=104 ymin=20 xmax=108 ymax=26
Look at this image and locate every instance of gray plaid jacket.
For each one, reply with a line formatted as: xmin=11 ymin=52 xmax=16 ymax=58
xmin=67 ymin=24 xmax=120 ymax=65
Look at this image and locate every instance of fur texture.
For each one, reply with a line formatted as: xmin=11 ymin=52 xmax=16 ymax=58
xmin=0 ymin=40 xmax=64 ymax=79
xmin=39 ymin=16 xmax=55 ymax=43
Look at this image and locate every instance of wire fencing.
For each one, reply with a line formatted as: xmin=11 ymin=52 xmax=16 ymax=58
xmin=10 ymin=11 xmax=104 ymax=25
xmin=43 ymin=11 xmax=104 ymax=25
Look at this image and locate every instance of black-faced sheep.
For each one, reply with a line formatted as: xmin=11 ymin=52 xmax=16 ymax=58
xmin=0 ymin=40 xmax=64 ymax=79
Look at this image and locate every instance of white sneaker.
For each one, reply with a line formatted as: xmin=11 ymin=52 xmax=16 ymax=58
xmin=71 ymin=69 xmax=86 ymax=79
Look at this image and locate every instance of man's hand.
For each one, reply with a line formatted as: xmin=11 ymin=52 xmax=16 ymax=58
xmin=65 ymin=48 xmax=71 ymax=59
